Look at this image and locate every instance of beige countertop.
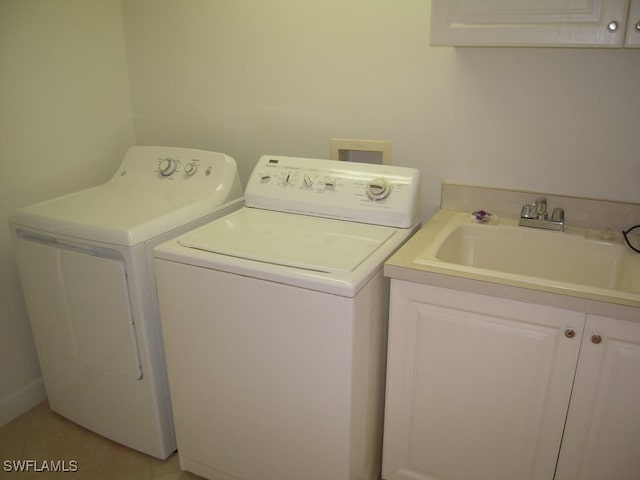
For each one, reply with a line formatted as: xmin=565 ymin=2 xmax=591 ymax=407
xmin=385 ymin=208 xmax=640 ymax=324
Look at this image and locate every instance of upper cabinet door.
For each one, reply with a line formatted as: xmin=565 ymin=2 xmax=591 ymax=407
xmin=625 ymin=0 xmax=640 ymax=46
xmin=431 ymin=0 xmax=631 ymax=47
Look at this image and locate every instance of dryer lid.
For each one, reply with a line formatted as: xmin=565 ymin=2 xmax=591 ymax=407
xmin=9 ymin=146 xmax=243 ymax=246
xmin=10 ymin=185 xmax=230 ymax=246
xmin=178 ymin=208 xmax=396 ymax=273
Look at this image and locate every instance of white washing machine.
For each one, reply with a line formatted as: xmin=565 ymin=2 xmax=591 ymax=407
xmin=9 ymin=146 xmax=243 ymax=459
xmin=154 ymin=155 xmax=420 ymax=480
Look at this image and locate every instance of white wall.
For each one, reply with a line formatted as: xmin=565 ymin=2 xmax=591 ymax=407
xmin=121 ymin=0 xmax=640 ymax=218
xmin=0 ymin=0 xmax=135 ymax=424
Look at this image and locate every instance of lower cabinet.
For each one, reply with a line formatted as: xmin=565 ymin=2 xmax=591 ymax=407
xmin=555 ymin=314 xmax=640 ymax=480
xmin=382 ymin=280 xmax=640 ymax=480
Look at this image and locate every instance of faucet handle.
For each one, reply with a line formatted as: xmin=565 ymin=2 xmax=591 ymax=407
xmin=551 ymin=207 xmax=564 ymax=223
xmin=520 ymin=204 xmax=534 ymax=219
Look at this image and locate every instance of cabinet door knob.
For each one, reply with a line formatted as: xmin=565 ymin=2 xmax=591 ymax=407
xmin=636 ymin=21 xmax=640 ymax=32
xmin=591 ymin=333 xmax=603 ymax=344
xmin=607 ymin=20 xmax=619 ymax=32
xmin=565 ymin=328 xmax=576 ymax=339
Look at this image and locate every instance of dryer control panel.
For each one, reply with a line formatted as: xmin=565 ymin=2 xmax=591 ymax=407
xmin=109 ymin=146 xmax=243 ymax=203
xmin=245 ymin=155 xmax=420 ymax=228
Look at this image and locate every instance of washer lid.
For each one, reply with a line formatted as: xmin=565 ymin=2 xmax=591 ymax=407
xmin=178 ymin=208 xmax=396 ymax=273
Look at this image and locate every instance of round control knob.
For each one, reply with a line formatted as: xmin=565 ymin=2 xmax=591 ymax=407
xmin=366 ymin=177 xmax=391 ymax=200
xmin=159 ymin=158 xmax=177 ymax=177
xmin=303 ymin=175 xmax=314 ymax=187
xmin=184 ymin=162 xmax=198 ymax=176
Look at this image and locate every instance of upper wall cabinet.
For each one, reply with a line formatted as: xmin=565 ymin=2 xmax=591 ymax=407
xmin=431 ymin=0 xmax=640 ymax=48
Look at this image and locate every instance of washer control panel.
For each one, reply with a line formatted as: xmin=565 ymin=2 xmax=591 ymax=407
xmin=245 ymin=155 xmax=420 ymax=228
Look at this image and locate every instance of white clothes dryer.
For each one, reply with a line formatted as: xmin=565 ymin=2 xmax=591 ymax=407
xmin=154 ymin=155 xmax=420 ymax=479
xmin=9 ymin=146 xmax=243 ymax=459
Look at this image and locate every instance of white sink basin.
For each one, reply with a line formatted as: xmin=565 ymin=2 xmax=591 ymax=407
xmin=413 ymin=211 xmax=640 ymax=306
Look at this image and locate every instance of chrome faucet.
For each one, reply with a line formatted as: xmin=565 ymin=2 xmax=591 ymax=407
xmin=519 ymin=196 xmax=564 ymax=231
xmin=534 ymin=197 xmax=547 ymax=220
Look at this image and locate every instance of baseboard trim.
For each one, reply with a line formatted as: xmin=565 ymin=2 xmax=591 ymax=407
xmin=0 ymin=377 xmax=47 ymax=426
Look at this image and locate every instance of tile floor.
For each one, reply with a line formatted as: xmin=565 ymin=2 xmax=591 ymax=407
xmin=0 ymin=402 xmax=202 ymax=479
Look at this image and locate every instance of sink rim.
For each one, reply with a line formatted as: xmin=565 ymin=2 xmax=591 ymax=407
xmin=434 ymin=222 xmax=628 ymax=290
xmin=412 ymin=210 xmax=640 ymax=307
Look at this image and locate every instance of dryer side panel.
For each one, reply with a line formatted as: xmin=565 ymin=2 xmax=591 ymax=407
xmin=59 ymin=248 xmax=142 ymax=380
xmin=14 ymin=238 xmax=77 ymax=359
xmin=14 ymin=235 xmax=173 ymax=458
xmin=15 ymin=237 xmax=142 ymax=381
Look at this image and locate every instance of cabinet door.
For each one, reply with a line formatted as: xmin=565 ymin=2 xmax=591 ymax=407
xmin=555 ymin=315 xmax=640 ymax=480
xmin=625 ymin=0 xmax=640 ymax=46
xmin=382 ymin=281 xmax=584 ymax=480
xmin=431 ymin=0 xmax=629 ymax=47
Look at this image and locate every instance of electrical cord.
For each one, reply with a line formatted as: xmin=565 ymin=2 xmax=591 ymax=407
xmin=623 ymin=225 xmax=640 ymax=253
